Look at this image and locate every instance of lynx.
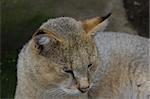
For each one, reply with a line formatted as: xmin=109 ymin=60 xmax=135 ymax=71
xmin=15 ymin=14 xmax=149 ymax=99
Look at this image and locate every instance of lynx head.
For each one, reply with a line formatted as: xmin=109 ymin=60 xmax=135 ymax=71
xmin=29 ymin=13 xmax=110 ymax=96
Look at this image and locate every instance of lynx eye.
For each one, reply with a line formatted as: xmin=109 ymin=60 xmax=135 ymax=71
xmin=63 ymin=66 xmax=75 ymax=78
xmin=88 ymin=64 xmax=93 ymax=68
xmin=63 ymin=67 xmax=73 ymax=74
xmin=88 ymin=63 xmax=97 ymax=72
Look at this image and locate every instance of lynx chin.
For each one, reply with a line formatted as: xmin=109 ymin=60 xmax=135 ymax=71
xmin=15 ymin=13 xmax=149 ymax=99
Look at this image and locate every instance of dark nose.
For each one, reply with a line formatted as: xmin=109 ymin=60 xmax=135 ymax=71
xmin=78 ymin=86 xmax=90 ymax=93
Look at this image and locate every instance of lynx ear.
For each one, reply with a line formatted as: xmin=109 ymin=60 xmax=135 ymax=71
xmin=82 ymin=13 xmax=111 ymax=35
xmin=32 ymin=29 xmax=63 ymax=52
xmin=32 ymin=29 xmax=63 ymax=42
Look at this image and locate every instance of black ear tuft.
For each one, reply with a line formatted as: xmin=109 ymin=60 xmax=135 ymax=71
xmin=100 ymin=13 xmax=111 ymax=22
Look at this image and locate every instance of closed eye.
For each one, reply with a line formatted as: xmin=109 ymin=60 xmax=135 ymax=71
xmin=63 ymin=67 xmax=75 ymax=79
xmin=64 ymin=70 xmax=73 ymax=74
xmin=88 ymin=64 xmax=93 ymax=68
xmin=63 ymin=67 xmax=72 ymax=73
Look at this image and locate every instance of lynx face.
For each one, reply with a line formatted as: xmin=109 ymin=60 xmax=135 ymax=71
xmin=29 ymin=15 xmax=109 ymax=96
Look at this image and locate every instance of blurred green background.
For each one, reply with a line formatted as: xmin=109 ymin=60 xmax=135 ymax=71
xmin=1 ymin=0 xmax=149 ymax=98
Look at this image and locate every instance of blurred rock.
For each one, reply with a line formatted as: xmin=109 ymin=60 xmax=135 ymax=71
xmin=124 ymin=0 xmax=149 ymax=38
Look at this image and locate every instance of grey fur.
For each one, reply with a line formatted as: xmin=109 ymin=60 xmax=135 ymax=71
xmin=94 ymin=32 xmax=149 ymax=99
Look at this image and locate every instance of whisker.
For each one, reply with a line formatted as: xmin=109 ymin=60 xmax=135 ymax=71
xmin=54 ymin=90 xmax=62 ymax=96
xmin=46 ymin=88 xmax=59 ymax=93
xmin=50 ymin=88 xmax=66 ymax=98
xmin=45 ymin=88 xmax=63 ymax=98
xmin=59 ymin=91 xmax=66 ymax=99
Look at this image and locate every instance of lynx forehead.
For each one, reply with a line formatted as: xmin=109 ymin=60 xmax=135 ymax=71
xmin=40 ymin=17 xmax=84 ymax=36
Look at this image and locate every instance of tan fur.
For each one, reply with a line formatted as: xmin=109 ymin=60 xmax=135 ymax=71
xmin=82 ymin=17 xmax=101 ymax=33
xmin=15 ymin=16 xmax=149 ymax=99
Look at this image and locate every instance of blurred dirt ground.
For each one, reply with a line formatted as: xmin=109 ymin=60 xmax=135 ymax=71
xmin=1 ymin=0 xmax=149 ymax=98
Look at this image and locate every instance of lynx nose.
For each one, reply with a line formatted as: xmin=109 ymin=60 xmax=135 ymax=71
xmin=78 ymin=85 xmax=90 ymax=93
xmin=77 ymin=77 xmax=90 ymax=93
